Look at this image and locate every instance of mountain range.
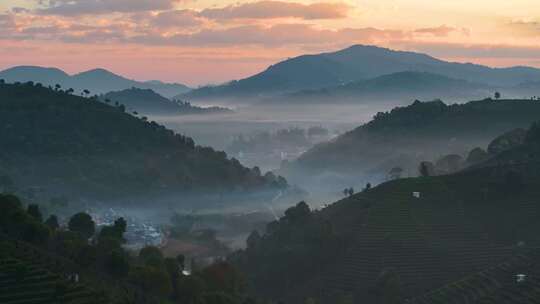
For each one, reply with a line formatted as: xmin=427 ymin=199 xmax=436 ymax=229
xmin=180 ymin=45 xmax=540 ymax=103
xmin=0 ymin=66 xmax=191 ymax=98
xmin=282 ymin=71 xmax=492 ymax=104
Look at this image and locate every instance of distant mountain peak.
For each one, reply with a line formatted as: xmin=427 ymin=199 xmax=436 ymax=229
xmin=0 ymin=65 xmax=190 ymax=98
xmin=182 ymin=44 xmax=539 ymax=103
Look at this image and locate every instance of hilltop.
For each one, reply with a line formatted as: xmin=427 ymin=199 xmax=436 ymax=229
xmin=102 ymin=88 xmax=233 ymax=115
xmin=180 ymin=45 xmax=540 ymax=103
xmin=0 ymin=81 xmax=286 ymax=202
xmin=0 ymin=66 xmax=191 ymax=98
xmin=283 ymin=71 xmax=491 ymax=104
xmin=283 ymin=98 xmax=540 ymax=186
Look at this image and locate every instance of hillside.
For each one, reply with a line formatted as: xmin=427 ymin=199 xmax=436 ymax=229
xmin=0 ymin=81 xmax=286 ymax=202
xmin=0 ymin=66 xmax=191 ymax=98
xmin=233 ymin=125 xmax=540 ymax=303
xmin=284 ymin=98 xmax=540 ymax=186
xmin=102 ymin=88 xmax=233 ymax=115
xmin=284 ymin=71 xmax=491 ymax=104
xmin=0 ymin=194 xmax=251 ymax=304
xmin=180 ymin=45 xmax=540 ymax=103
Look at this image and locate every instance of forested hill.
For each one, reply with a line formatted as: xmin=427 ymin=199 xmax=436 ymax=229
xmin=0 ymin=81 xmax=287 ymax=201
xmin=102 ymin=88 xmax=233 ymax=115
xmin=233 ymin=123 xmax=540 ymax=304
xmin=289 ymin=98 xmax=540 ymax=179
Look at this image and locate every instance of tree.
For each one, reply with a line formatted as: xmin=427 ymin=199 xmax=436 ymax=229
xmin=494 ymin=92 xmax=501 ymax=99
xmin=419 ymin=161 xmax=434 ymax=177
xmin=201 ymin=261 xmax=244 ymax=294
xmin=375 ymin=268 xmax=401 ymax=304
xmin=526 ymin=121 xmax=540 ymax=144
xmin=164 ymin=257 xmax=181 ymax=288
xmin=466 ymin=147 xmax=488 ymax=164
xmin=98 ymin=217 xmax=127 ymax=243
xmin=177 ymin=254 xmax=186 ymax=271
xmin=105 ymin=249 xmax=130 ymax=277
xmin=45 ymin=215 xmax=60 ymax=230
xmin=68 ymin=212 xmax=95 ymax=239
xmin=364 ymin=183 xmax=371 ymax=192
xmin=284 ymin=201 xmax=311 ymax=223
xmin=27 ymin=204 xmax=43 ymax=222
xmin=129 ymin=266 xmax=172 ymax=298
xmin=139 ymin=245 xmax=164 ymax=268
xmin=114 ymin=217 xmax=127 ymax=234
xmin=348 ymin=187 xmax=354 ymax=196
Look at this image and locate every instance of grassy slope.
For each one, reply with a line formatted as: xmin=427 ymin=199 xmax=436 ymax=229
xmin=277 ymin=158 xmax=540 ymax=303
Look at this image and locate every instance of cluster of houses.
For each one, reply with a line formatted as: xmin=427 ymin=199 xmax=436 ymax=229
xmin=91 ymin=208 xmax=165 ymax=250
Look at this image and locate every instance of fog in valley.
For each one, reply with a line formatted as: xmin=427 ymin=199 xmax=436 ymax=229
xmin=4 ymin=32 xmax=540 ymax=302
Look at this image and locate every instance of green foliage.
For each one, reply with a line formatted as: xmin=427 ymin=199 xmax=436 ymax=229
xmin=98 ymin=217 xmax=127 ymax=243
xmin=0 ymin=193 xmax=248 ymax=304
xmin=284 ymin=201 xmax=311 ymax=223
xmin=68 ymin=212 xmax=95 ymax=239
xmin=488 ymin=128 xmax=527 ymax=154
xmin=201 ymin=262 xmax=244 ymax=294
xmin=466 ymin=147 xmax=489 ymax=164
xmin=129 ymin=266 xmax=172 ymax=298
xmin=105 ymin=249 xmax=130 ymax=278
xmin=374 ymin=268 xmax=401 ymax=304
xmin=232 ymin=201 xmax=340 ymax=298
xmin=139 ymin=245 xmax=165 ymax=268
xmin=419 ymin=161 xmax=434 ymax=177
xmin=0 ymin=194 xmax=50 ymax=244
xmin=526 ymin=121 xmax=540 ymax=144
xmin=45 ymin=214 xmax=60 ymax=230
xmin=26 ymin=204 xmax=43 ymax=222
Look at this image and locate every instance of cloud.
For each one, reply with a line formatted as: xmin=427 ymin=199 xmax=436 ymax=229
xmin=35 ymin=0 xmax=182 ymax=16
xmin=129 ymin=24 xmax=406 ymax=47
xmin=507 ymin=20 xmax=540 ymax=37
xmin=414 ymin=25 xmax=470 ymax=37
xmin=0 ymin=14 xmax=16 ymax=28
xmin=199 ymin=1 xmax=351 ymax=20
xmin=399 ymin=41 xmax=540 ymax=59
xmin=150 ymin=10 xmax=203 ymax=28
xmin=0 ymin=13 xmax=17 ymax=37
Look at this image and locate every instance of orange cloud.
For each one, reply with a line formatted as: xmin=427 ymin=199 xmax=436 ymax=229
xmin=35 ymin=0 xmax=183 ymax=16
xmin=507 ymin=20 xmax=540 ymax=36
xmin=128 ymin=24 xmax=406 ymax=47
xmin=199 ymin=1 xmax=351 ymax=20
xmin=414 ymin=25 xmax=470 ymax=37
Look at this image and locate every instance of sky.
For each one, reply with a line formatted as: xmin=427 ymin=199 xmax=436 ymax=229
xmin=1 ymin=0 xmax=540 ymax=86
